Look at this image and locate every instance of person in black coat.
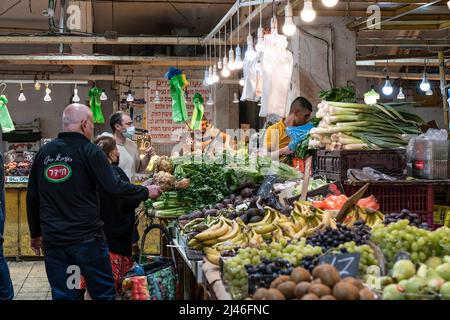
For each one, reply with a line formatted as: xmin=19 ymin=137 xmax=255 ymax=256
xmin=94 ymin=135 xmax=145 ymax=295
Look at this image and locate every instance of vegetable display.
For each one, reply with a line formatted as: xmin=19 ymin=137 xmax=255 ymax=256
xmin=310 ymin=101 xmax=424 ymax=150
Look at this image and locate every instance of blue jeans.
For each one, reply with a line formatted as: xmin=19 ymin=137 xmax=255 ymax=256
xmin=0 ymin=208 xmax=14 ymax=300
xmin=44 ymin=236 xmax=116 ymax=300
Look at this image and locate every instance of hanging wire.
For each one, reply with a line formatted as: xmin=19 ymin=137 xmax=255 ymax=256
xmin=230 ymin=15 xmax=233 ymax=47
xmin=219 ymin=29 xmax=221 ymax=61
xmin=224 ymin=21 xmax=227 ymax=55
xmin=237 ymin=5 xmax=240 ymax=44
xmin=249 ymin=6 xmax=251 ymax=35
xmin=260 ymin=3 xmax=263 ymax=27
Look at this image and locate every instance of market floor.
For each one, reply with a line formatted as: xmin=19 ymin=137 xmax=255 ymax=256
xmin=8 ymin=261 xmax=52 ymax=300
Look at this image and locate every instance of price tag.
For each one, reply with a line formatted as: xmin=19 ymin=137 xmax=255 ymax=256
xmin=319 ymin=253 xmax=360 ymax=278
xmin=6 ymin=176 xmax=29 ymax=183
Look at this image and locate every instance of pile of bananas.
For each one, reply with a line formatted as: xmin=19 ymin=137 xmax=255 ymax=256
xmin=342 ymin=205 xmax=384 ymax=227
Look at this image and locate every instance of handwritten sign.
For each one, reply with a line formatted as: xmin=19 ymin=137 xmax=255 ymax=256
xmin=319 ymin=253 xmax=360 ymax=278
xmin=145 ymin=81 xmax=212 ymax=143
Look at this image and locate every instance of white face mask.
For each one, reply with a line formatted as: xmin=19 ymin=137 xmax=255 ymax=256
xmin=123 ymin=126 xmax=135 ymax=139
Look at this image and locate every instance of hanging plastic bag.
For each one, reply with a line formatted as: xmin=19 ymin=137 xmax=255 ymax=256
xmin=0 ymin=95 xmax=15 ymax=133
xmin=190 ymin=93 xmax=204 ymax=130
xmin=88 ymin=87 xmax=105 ymax=124
xmin=167 ymin=67 xmax=188 ymax=124
xmin=285 ymin=122 xmax=314 ymax=151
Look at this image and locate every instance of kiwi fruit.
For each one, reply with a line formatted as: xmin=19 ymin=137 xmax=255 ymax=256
xmin=332 ymin=282 xmax=360 ymax=300
xmin=312 ymin=264 xmax=330 ymax=279
xmin=290 ymin=267 xmax=312 ymax=283
xmin=343 ymin=277 xmax=364 ymax=291
xmin=270 ymin=275 xmax=290 ymax=288
xmin=301 ymin=293 xmax=319 ymax=300
xmin=319 ymin=267 xmax=341 ymax=287
xmin=266 ymin=288 xmax=286 ymax=300
xmin=253 ymin=288 xmax=268 ymax=300
xmin=359 ymin=288 xmax=376 ymax=300
xmin=277 ymin=281 xmax=297 ymax=299
xmin=309 ymin=284 xmax=332 ymax=297
xmin=320 ymin=295 xmax=337 ymax=300
xmin=294 ymin=282 xmax=311 ymax=299
xmin=311 ymin=278 xmax=322 ymax=285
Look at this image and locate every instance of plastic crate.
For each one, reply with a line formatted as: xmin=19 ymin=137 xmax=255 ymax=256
xmin=433 ymin=205 xmax=450 ymax=227
xmin=344 ymin=182 xmax=435 ymax=228
xmin=314 ymin=149 xmax=406 ymax=181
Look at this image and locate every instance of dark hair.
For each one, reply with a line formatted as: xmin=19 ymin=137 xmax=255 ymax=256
xmin=94 ymin=135 xmax=117 ymax=159
xmin=290 ymin=97 xmax=313 ymax=114
xmin=110 ymin=111 xmax=124 ymax=132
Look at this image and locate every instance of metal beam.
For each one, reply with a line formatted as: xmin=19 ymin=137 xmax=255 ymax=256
xmin=0 ymin=55 xmax=210 ymax=67
xmin=357 ymin=38 xmax=450 ymax=47
xmin=348 ymin=0 xmax=443 ymax=31
xmin=356 ymin=58 xmax=450 ymax=66
xmin=0 ymin=36 xmax=221 ymax=46
xmin=356 ymin=70 xmax=450 ymax=81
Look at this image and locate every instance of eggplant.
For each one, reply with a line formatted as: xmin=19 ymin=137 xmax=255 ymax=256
xmin=240 ymin=187 xmax=253 ymax=199
xmin=222 ymin=198 xmax=233 ymax=206
xmin=215 ymin=203 xmax=225 ymax=210
xmin=190 ymin=212 xmax=204 ymax=219
xmin=230 ymin=194 xmax=236 ymax=201
xmin=205 ymin=209 xmax=219 ymax=217
xmin=227 ymin=211 xmax=237 ymax=220
xmin=246 ymin=208 xmax=260 ymax=217
xmin=178 ymin=215 xmax=190 ymax=221
xmin=234 ymin=195 xmax=243 ymax=204
xmin=249 ymin=216 xmax=263 ymax=223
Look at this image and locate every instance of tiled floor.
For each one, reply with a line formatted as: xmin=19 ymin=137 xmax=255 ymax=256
xmin=8 ymin=261 xmax=52 ymax=300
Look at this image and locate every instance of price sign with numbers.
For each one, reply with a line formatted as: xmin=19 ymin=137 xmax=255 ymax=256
xmin=319 ymin=253 xmax=360 ymax=278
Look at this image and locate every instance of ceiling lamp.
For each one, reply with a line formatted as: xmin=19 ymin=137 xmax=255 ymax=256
xmin=203 ymin=67 xmax=209 ymax=87
xmin=426 ymin=88 xmax=433 ymax=96
xmin=283 ymin=1 xmax=296 ymax=36
xmin=420 ymin=59 xmax=431 ymax=92
xmin=34 ymin=81 xmax=41 ymax=91
xmin=448 ymin=0 xmax=450 ymax=10
xmin=322 ymin=0 xmax=339 ymax=8
xmin=207 ymin=92 xmax=214 ymax=105
xmin=234 ymin=9 xmax=243 ymax=70
xmin=72 ymin=84 xmax=80 ymax=102
xmin=382 ymin=76 xmax=393 ymax=96
xmin=221 ymin=24 xmax=230 ymax=77
xmin=18 ymin=83 xmax=26 ymax=102
xmin=206 ymin=66 xmax=215 ymax=85
xmin=245 ymin=6 xmax=257 ymax=61
xmin=154 ymin=91 xmax=161 ymax=104
xmin=217 ymin=32 xmax=223 ymax=70
xmin=397 ymin=87 xmax=405 ymax=100
xmin=301 ymin=0 xmax=316 ymax=23
xmin=44 ymin=83 xmax=52 ymax=102
xmin=100 ymin=89 xmax=107 ymax=101
xmin=255 ymin=4 xmax=264 ymax=52
xmin=239 ymin=78 xmax=245 ymax=86
xmin=212 ymin=65 xmax=220 ymax=84
xmin=126 ymin=89 xmax=134 ymax=102
xmin=228 ymin=19 xmax=236 ymax=71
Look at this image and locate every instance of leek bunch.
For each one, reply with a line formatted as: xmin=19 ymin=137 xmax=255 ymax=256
xmin=310 ymin=101 xmax=424 ymax=151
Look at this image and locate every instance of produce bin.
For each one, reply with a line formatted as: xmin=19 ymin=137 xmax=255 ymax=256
xmin=314 ymin=149 xmax=406 ymax=181
xmin=344 ymin=180 xmax=450 ymax=229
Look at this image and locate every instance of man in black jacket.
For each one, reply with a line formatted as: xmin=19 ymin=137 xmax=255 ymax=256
xmin=0 ymin=153 xmax=14 ymax=300
xmin=27 ymin=104 xmax=161 ymax=300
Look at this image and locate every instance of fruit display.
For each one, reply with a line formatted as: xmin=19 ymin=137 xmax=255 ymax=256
xmin=332 ymin=242 xmax=379 ymax=274
xmin=383 ymin=209 xmax=429 ymax=229
xmin=222 ymin=240 xmax=322 ymax=299
xmin=245 ymin=258 xmax=294 ymax=294
xmin=306 ymin=221 xmax=371 ymax=251
xmin=371 ymin=220 xmax=450 ymax=268
xmin=252 ymin=264 xmax=377 ymax=300
xmin=4 ymin=161 xmax=32 ymax=176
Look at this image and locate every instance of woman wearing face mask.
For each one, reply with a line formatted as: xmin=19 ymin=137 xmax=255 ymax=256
xmin=93 ymin=135 xmax=146 ymax=296
xmin=109 ymin=112 xmax=154 ymax=182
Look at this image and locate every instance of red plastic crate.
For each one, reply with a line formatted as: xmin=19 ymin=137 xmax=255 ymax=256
xmin=344 ymin=182 xmax=435 ymax=228
xmin=315 ymin=149 xmax=406 ymax=181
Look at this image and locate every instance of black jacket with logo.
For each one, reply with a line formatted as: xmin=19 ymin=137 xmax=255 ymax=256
xmin=26 ymin=132 xmax=149 ymax=249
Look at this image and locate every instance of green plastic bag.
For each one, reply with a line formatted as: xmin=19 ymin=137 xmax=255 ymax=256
xmin=88 ymin=87 xmax=105 ymax=124
xmin=169 ymin=75 xmax=188 ymax=123
xmin=0 ymin=95 xmax=15 ymax=133
xmin=190 ymin=93 xmax=204 ymax=130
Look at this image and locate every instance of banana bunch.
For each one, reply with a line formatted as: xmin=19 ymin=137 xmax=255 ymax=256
xmin=343 ymin=206 xmax=384 ymax=227
xmin=290 ymin=200 xmax=335 ymax=239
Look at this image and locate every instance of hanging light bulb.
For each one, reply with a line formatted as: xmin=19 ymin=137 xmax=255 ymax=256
xmin=72 ymin=84 xmax=80 ymax=103
xmin=426 ymin=88 xmax=433 ymax=96
xmin=255 ymin=4 xmax=264 ymax=52
xmin=233 ymin=93 xmax=239 ymax=104
xmin=447 ymin=0 xmax=450 ymax=10
xmin=382 ymin=76 xmax=393 ymax=96
xmin=207 ymin=92 xmax=214 ymax=105
xmin=126 ymin=89 xmax=134 ymax=102
xmin=235 ymin=46 xmax=243 ymax=70
xmin=397 ymin=87 xmax=405 ymax=100
xmin=283 ymin=1 xmax=296 ymax=36
xmin=203 ymin=67 xmax=209 ymax=87
xmin=206 ymin=66 xmax=215 ymax=85
xmin=239 ymin=78 xmax=245 ymax=86
xmin=322 ymin=0 xmax=339 ymax=8
xmin=221 ymin=56 xmax=230 ymax=78
xmin=100 ymin=89 xmax=107 ymax=101
xmin=420 ymin=74 xmax=430 ymax=92
xmin=228 ymin=47 xmax=236 ymax=71
xmin=44 ymin=84 xmax=52 ymax=102
xmin=212 ymin=65 xmax=220 ymax=83
xmin=34 ymin=81 xmax=41 ymax=91
xmin=217 ymin=30 xmax=223 ymax=70
xmin=154 ymin=91 xmax=161 ymax=104
xmin=18 ymin=83 xmax=26 ymax=102
xmin=301 ymin=0 xmax=316 ymax=23
xmin=245 ymin=34 xmax=257 ymax=61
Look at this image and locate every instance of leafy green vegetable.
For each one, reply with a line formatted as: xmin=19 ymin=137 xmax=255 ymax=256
xmin=319 ymin=86 xmax=356 ymax=103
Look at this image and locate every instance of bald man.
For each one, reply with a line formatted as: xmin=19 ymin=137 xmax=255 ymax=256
xmin=26 ymin=104 xmax=161 ymax=300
